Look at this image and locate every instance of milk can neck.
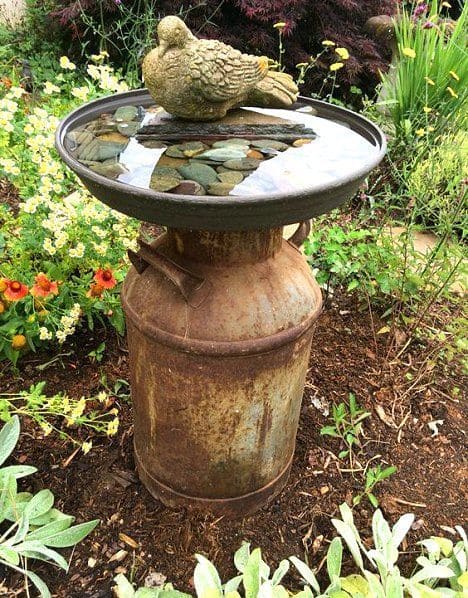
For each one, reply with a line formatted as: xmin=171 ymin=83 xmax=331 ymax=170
xmin=166 ymin=228 xmax=283 ymax=265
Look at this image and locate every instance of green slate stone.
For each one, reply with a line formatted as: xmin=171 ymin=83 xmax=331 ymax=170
xmin=195 ymin=148 xmax=247 ymax=162
xmin=212 ymin=138 xmax=250 ymax=147
xmin=152 ymin=166 xmax=183 ymax=180
xmin=150 ymin=175 xmax=182 ymax=192
xmin=207 ymin=182 xmax=235 ymax=196
xmin=114 ymin=105 xmax=139 ymax=121
xmin=218 ymin=171 xmax=244 ymax=184
xmin=251 ymin=139 xmax=289 ymax=151
xmin=223 ymin=158 xmax=261 ymax=171
xmin=118 ymin=121 xmax=140 ymax=137
xmin=165 ymin=145 xmax=186 ymax=158
xmin=178 ymin=162 xmax=218 ymax=187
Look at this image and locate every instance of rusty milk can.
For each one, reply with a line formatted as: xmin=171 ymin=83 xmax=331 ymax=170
xmin=122 ymin=225 xmax=321 ymax=515
xmin=55 ymin=90 xmax=386 ymax=517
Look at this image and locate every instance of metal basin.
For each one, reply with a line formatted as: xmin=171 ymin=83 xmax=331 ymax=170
xmin=55 ymin=89 xmax=386 ymax=231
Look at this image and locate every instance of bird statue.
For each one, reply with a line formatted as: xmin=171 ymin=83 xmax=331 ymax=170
xmin=143 ymin=16 xmax=299 ymax=121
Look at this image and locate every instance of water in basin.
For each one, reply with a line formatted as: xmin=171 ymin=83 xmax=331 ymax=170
xmin=64 ymin=103 xmax=379 ymax=197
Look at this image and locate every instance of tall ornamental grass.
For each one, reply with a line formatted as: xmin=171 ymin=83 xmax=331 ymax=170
xmin=384 ymin=0 xmax=467 ymax=139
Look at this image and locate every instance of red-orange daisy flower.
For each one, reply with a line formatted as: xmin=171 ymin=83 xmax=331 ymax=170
xmin=30 ymin=272 xmax=59 ymax=298
xmin=94 ymin=268 xmax=117 ymax=289
xmin=3 ymin=280 xmax=28 ymax=301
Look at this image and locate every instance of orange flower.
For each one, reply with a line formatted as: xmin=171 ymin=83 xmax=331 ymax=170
xmin=3 ymin=280 xmax=28 ymax=301
xmin=94 ymin=268 xmax=117 ymax=289
xmin=11 ymin=334 xmax=27 ymax=350
xmin=87 ymin=282 xmax=104 ymax=298
xmin=30 ymin=273 xmax=59 ymax=298
xmin=0 ymin=278 xmax=7 ymax=293
xmin=0 ymin=300 xmax=5 ymax=314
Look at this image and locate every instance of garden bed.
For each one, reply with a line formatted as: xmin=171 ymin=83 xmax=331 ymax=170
xmin=2 ymin=290 xmax=465 ymax=597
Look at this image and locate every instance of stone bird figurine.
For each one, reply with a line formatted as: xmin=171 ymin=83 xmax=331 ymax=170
xmin=143 ymin=16 xmax=299 ymax=121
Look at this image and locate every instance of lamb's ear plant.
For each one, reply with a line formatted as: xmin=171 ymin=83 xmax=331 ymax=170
xmin=115 ymin=504 xmax=467 ymax=598
xmin=0 ymin=415 xmax=99 ymax=598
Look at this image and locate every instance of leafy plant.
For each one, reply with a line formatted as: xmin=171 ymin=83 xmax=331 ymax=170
xmin=0 ymin=51 xmax=139 ymax=365
xmin=353 ymin=464 xmax=397 ymax=508
xmin=0 ymin=415 xmax=99 ymax=597
xmin=114 ymin=503 xmax=467 ymax=597
xmin=320 ymin=394 xmax=371 ymax=464
xmin=381 ymin=0 xmax=467 ymax=141
xmin=0 ymin=381 xmax=120 ymax=451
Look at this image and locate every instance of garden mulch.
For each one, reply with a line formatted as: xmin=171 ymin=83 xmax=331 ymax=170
xmin=1 ymin=291 xmax=466 ymax=597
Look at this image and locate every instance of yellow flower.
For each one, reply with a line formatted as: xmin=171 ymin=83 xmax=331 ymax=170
xmin=107 ymin=417 xmax=119 ymax=436
xmin=322 ymin=40 xmax=336 ymax=46
xmin=43 ymin=81 xmax=60 ymax=95
xmin=40 ymin=422 xmax=53 ymax=436
xmin=11 ymin=334 xmax=27 ymax=350
xmin=447 ymin=86 xmax=458 ymax=98
xmin=71 ymin=397 xmax=86 ymax=419
xmin=427 ymin=126 xmax=435 ymax=132
xmin=59 ymin=56 xmax=76 ymax=70
xmin=71 ymin=86 xmax=89 ymax=101
xmin=423 ymin=106 xmax=432 ymax=113
xmin=416 ymin=128 xmax=426 ymax=137
xmin=329 ymin=62 xmax=344 ymax=72
xmin=402 ymin=47 xmax=416 ymax=59
xmin=82 ymin=441 xmax=93 ymax=454
xmin=335 ymin=47 xmax=350 ymax=60
xmin=425 ymin=76 xmax=435 ymax=86
xmin=273 ymin=22 xmax=286 ymax=29
xmin=441 ymin=1 xmax=451 ymax=7
xmin=449 ymin=70 xmax=460 ymax=81
xmin=27 ymin=315 xmax=35 ymax=323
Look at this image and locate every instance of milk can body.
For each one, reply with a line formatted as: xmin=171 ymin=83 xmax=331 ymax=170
xmin=122 ymin=227 xmax=322 ymax=515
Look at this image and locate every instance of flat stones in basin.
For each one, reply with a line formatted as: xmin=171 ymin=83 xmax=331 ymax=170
xmin=251 ymin=139 xmax=289 ymax=151
xmin=218 ymin=171 xmax=244 ymax=184
xmin=177 ymin=163 xmax=218 ymax=187
xmin=212 ymin=138 xmax=250 ymax=148
xmin=195 ymin=148 xmax=247 ymax=162
xmin=223 ymin=158 xmax=261 ymax=171
xmin=207 ymin=181 xmax=235 ymax=195
xmin=150 ymin=165 xmax=182 ymax=192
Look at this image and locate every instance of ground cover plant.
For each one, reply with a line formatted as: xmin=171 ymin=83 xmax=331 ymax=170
xmin=114 ymin=504 xmax=468 ymax=597
xmin=0 ymin=416 xmax=98 ymax=597
xmin=0 ymin=0 xmax=466 ymax=594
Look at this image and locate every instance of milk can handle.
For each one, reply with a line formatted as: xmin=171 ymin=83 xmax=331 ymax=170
xmin=288 ymin=220 xmax=310 ymax=248
xmin=128 ymin=238 xmax=210 ymax=307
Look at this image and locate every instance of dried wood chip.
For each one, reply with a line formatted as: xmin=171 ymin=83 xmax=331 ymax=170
xmin=109 ymin=549 xmax=128 ymax=563
xmin=119 ymin=532 xmax=139 ymax=549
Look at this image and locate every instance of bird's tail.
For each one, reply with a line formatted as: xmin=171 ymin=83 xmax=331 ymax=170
xmin=247 ymin=71 xmax=299 ymax=109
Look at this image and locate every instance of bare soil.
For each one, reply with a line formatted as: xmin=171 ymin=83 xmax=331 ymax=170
xmin=1 ymin=289 xmax=466 ymax=597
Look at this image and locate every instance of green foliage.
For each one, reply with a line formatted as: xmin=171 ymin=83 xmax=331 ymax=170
xmin=0 ymin=381 xmax=121 ymax=450
xmin=353 ymin=465 xmax=397 ymax=508
xmin=404 ymin=131 xmax=467 ymax=237
xmin=114 ymin=504 xmax=467 ymax=597
xmin=304 ymin=219 xmax=466 ymax=312
xmin=0 ymin=416 xmax=99 ymax=597
xmin=320 ymin=394 xmax=371 ymax=463
xmin=0 ymin=51 xmax=139 ymax=365
xmin=382 ymin=0 xmax=467 ymax=141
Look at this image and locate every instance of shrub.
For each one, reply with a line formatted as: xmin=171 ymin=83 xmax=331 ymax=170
xmin=46 ymin=0 xmax=397 ymax=97
xmin=0 ymin=54 xmax=139 ymax=366
xmin=405 ymin=131 xmax=467 ymax=237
